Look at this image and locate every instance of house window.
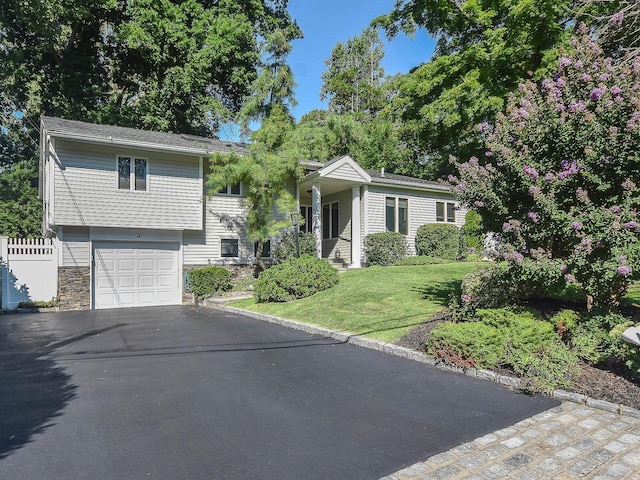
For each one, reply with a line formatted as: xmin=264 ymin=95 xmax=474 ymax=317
xmin=322 ymin=201 xmax=339 ymax=239
xmin=300 ymin=205 xmax=312 ymax=233
xmin=386 ymin=197 xmax=409 ymax=235
xmin=218 ymin=183 xmax=241 ymax=195
xmin=221 ymin=239 xmax=239 ymax=257
xmin=254 ymin=240 xmax=271 ymax=258
xmin=117 ymin=156 xmax=147 ymax=191
xmin=436 ymin=201 xmax=456 ymax=223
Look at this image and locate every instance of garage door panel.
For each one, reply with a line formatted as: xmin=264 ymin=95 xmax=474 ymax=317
xmin=94 ymin=241 xmax=180 ymax=309
xmin=139 ymin=275 xmax=155 ymax=288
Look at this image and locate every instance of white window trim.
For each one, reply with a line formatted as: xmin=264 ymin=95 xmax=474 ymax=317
xmin=115 ymin=154 xmax=149 ymax=192
xmin=436 ymin=201 xmax=457 ymax=223
xmin=386 ymin=196 xmax=409 ymax=234
xmin=322 ymin=201 xmax=339 ymax=240
xmin=218 ymin=183 xmax=243 ymax=196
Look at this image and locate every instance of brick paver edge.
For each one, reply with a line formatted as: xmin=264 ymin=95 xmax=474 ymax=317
xmin=211 ymin=303 xmax=640 ymax=419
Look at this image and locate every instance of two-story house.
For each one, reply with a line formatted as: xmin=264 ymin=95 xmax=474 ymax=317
xmin=39 ymin=116 xmax=466 ymax=310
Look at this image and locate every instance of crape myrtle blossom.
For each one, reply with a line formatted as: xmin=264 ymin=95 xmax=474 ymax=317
xmin=448 ymin=26 xmax=640 ymax=310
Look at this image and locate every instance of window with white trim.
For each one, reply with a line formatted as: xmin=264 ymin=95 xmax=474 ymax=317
xmin=221 ymin=238 xmax=239 ymax=257
xmin=436 ymin=201 xmax=456 ymax=223
xmin=322 ymin=201 xmax=339 ymax=239
xmin=386 ymin=197 xmax=409 ymax=235
xmin=117 ymin=156 xmax=147 ymax=191
xmin=218 ymin=183 xmax=241 ymax=195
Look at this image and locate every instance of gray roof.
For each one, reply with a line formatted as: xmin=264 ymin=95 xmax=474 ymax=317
xmin=367 ymin=169 xmax=451 ymax=192
xmin=41 ymin=116 xmax=247 ymax=155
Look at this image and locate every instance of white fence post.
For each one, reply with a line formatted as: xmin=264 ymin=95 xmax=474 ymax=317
xmin=1 ymin=236 xmax=8 ymax=309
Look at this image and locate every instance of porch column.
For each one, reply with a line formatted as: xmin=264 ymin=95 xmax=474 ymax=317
xmin=311 ymin=182 xmax=322 ymax=257
xmin=351 ymin=187 xmax=361 ymax=268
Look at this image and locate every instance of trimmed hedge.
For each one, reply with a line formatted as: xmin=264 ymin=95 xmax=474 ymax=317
xmin=364 ymin=232 xmax=407 ymax=266
xmin=415 ymin=223 xmax=460 ymax=260
xmin=186 ymin=266 xmax=232 ymax=300
xmin=253 ymin=255 xmax=339 ymax=302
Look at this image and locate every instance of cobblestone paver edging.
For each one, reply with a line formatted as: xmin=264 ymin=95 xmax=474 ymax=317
xmin=384 ymin=402 xmax=640 ymax=480
xmin=211 ymin=304 xmax=640 ymax=480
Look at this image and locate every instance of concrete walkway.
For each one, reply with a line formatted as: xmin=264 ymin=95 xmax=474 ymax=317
xmin=215 ymin=304 xmax=640 ymax=480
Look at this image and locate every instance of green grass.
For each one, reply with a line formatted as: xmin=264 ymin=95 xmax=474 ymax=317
xmin=230 ymin=263 xmax=479 ymax=343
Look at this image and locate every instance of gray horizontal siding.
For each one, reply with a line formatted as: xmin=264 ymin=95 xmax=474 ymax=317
xmin=366 ymin=187 xmax=466 ymax=254
xmin=61 ymin=226 xmax=90 ymax=266
xmin=53 ymin=140 xmax=202 ymax=230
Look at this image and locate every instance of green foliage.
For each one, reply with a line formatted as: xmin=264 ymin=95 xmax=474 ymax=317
xmin=186 ymin=266 xmax=232 ymax=300
xmin=393 ymin=255 xmax=449 ymax=266
xmin=450 ymin=30 xmax=640 ymax=310
xmin=364 ymin=232 xmax=408 ymax=266
xmin=428 ymin=321 xmax=504 ymax=368
xmin=253 ymin=255 xmax=339 ymax=302
xmin=415 ymin=223 xmax=460 ymax=260
xmin=208 ymin=106 xmax=303 ymax=270
xmin=550 ymin=309 xmax=581 ymax=341
xmin=429 ymin=306 xmax=579 ymax=392
xmin=0 ymin=162 xmax=41 ymax=237
xmin=321 ymin=26 xmax=386 ymax=116
xmin=461 ymin=210 xmax=484 ymax=251
xmin=272 ymin=230 xmax=318 ymax=264
xmin=453 ymin=261 xmax=564 ymax=319
xmin=505 ymin=339 xmax=581 ymax=393
xmin=375 ymin=0 xmax=571 ymax=178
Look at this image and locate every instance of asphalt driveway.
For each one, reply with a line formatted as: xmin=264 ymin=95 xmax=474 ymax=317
xmin=0 ymin=306 xmax=558 ymax=479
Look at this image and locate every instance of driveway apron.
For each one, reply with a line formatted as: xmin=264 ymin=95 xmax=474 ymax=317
xmin=0 ymin=306 xmax=558 ymax=479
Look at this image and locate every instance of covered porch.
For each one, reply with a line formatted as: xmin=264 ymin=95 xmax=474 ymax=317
xmin=296 ymin=156 xmax=372 ymax=268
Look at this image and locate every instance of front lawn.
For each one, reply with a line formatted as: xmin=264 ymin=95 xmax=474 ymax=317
xmin=229 ymin=263 xmax=479 ymax=343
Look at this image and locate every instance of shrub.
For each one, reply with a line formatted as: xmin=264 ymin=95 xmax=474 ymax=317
xmin=415 ymin=223 xmax=460 ymax=260
xmin=505 ymin=339 xmax=581 ymax=393
xmin=461 ymin=210 xmax=484 ymax=251
xmin=571 ymin=312 xmax=640 ymax=377
xmin=427 ymin=321 xmax=504 ymax=368
xmin=272 ymin=230 xmax=318 ymax=264
xmin=253 ymin=255 xmax=339 ymax=302
xmin=452 ymin=259 xmax=564 ymax=320
xmin=186 ymin=266 xmax=232 ymax=300
xmin=364 ymin=232 xmax=407 ymax=266
xmin=449 ymin=30 xmax=640 ymax=310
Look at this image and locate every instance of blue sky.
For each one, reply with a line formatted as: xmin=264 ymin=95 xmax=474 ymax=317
xmin=287 ymin=0 xmax=436 ymax=119
xmin=219 ymin=1 xmax=436 ymax=140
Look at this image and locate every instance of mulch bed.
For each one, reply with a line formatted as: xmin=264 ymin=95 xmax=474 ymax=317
xmin=395 ymin=312 xmax=640 ymax=410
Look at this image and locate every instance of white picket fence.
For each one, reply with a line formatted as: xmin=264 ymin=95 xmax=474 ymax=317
xmin=0 ymin=237 xmax=59 ymax=309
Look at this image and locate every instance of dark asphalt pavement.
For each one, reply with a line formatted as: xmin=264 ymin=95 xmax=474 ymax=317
xmin=0 ymin=306 xmax=558 ymax=479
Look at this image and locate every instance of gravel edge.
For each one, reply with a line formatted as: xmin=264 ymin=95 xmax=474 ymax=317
xmin=210 ymin=302 xmax=640 ymax=419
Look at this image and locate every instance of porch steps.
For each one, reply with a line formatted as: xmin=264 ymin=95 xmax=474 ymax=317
xmin=329 ymin=258 xmax=349 ymax=272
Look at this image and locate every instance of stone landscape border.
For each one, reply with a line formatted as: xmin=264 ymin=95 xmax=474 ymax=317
xmin=211 ymin=302 xmax=640 ymax=419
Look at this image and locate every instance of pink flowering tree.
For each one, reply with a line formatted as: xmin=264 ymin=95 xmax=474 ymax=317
xmin=449 ymin=27 xmax=640 ymax=311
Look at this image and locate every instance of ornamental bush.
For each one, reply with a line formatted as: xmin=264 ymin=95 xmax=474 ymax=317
xmin=415 ymin=223 xmax=460 ymax=260
xmin=364 ymin=232 xmax=407 ymax=266
xmin=448 ymin=27 xmax=640 ymax=310
xmin=272 ymin=230 xmax=317 ymax=264
xmin=185 ymin=266 xmax=232 ymax=300
xmin=253 ymin=255 xmax=338 ymax=302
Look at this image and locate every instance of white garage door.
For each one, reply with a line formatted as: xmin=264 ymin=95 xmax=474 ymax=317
xmin=93 ymin=241 xmax=180 ymax=309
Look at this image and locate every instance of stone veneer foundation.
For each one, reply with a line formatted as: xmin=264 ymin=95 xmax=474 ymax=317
xmin=58 ymin=266 xmax=91 ymax=310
